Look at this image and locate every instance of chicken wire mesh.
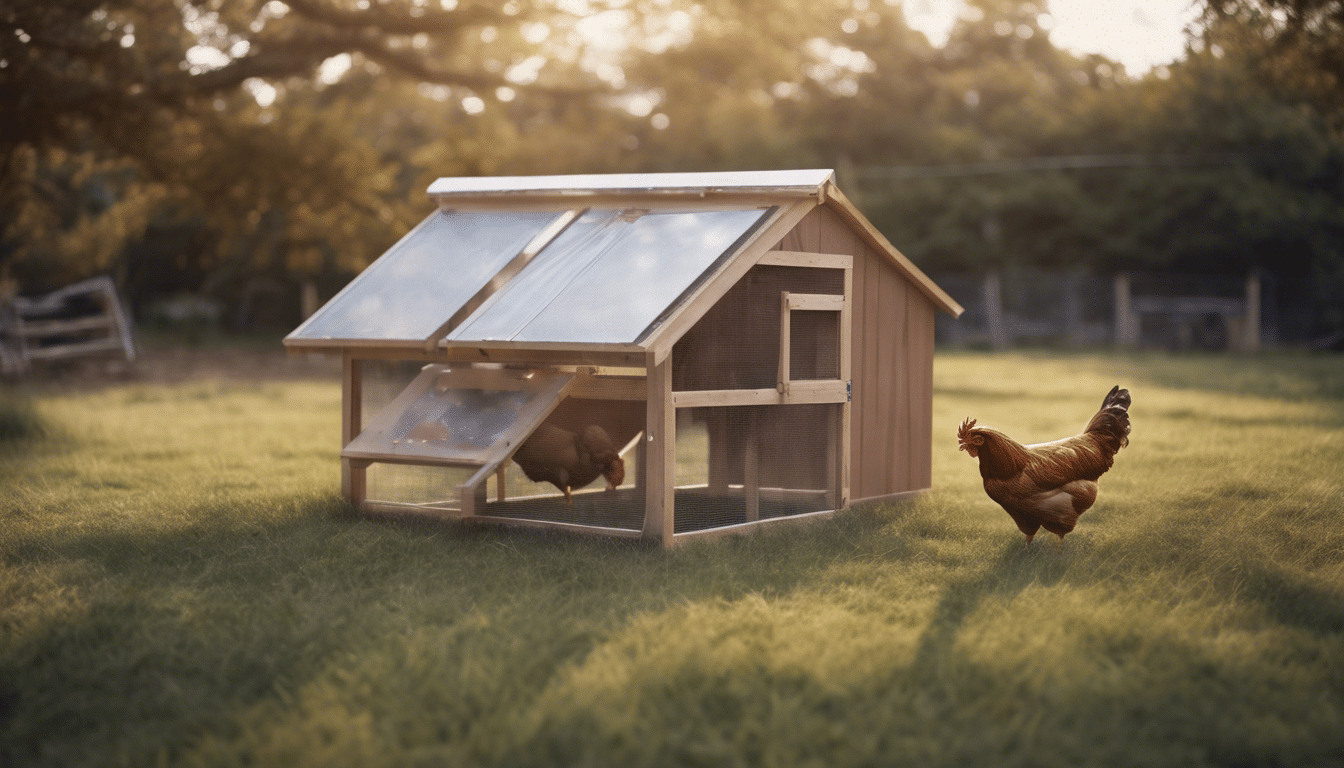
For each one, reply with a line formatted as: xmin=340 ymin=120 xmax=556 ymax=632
xmin=359 ymin=359 xmax=424 ymax=433
xmin=365 ymin=463 xmax=478 ymax=512
xmin=667 ymin=260 xmax=848 ymax=533
xmin=673 ymin=405 xmax=841 ymax=532
xmin=672 ymin=264 xmax=844 ymax=391
xmin=472 ymin=396 xmax=646 ymax=532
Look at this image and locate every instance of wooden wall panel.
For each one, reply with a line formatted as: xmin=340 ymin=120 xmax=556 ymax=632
xmin=767 ymin=204 xmax=942 ymax=501
xmin=816 ymin=208 xmax=858 ymax=504
xmin=907 ymin=293 xmax=937 ymax=489
xmin=859 ymin=243 xmax=885 ymax=498
xmin=887 ymin=267 xmax=913 ymax=493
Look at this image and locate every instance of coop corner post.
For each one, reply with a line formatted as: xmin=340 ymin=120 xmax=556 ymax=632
xmin=642 ymin=350 xmax=675 ymax=546
xmin=341 ymin=350 xmax=367 ymax=507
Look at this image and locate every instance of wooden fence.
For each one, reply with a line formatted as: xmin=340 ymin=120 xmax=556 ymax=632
xmin=933 ymin=270 xmax=1266 ymax=351
xmin=1 ymin=276 xmax=137 ymax=375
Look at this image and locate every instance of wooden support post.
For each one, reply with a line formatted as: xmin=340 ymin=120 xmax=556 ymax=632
xmin=1063 ymin=271 xmax=1084 ymax=347
xmin=301 ymin=281 xmax=320 ymax=320
xmin=1114 ymin=273 xmax=1137 ymax=347
xmin=496 ymin=464 xmax=507 ymax=502
xmin=824 ymin=406 xmax=838 ymax=510
xmin=642 ymin=351 xmax=675 ymax=546
xmin=983 ymin=271 xmax=1008 ymax=350
xmin=744 ymin=419 xmax=760 ymax=523
xmin=839 ymin=263 xmax=853 ymax=508
xmin=341 ymin=353 xmax=365 ymax=505
xmin=460 ymin=479 xmax=488 ymax=517
xmin=1244 ymin=271 xmax=1261 ymax=352
xmin=777 ymin=291 xmax=792 ymax=395
xmin=707 ymin=410 xmax=729 ymax=493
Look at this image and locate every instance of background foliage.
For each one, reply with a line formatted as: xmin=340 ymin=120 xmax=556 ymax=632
xmin=2 ymin=0 xmax=1342 ymax=337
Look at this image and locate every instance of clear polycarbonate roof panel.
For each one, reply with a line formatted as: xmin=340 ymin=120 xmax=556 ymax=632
xmin=289 ymin=210 xmax=560 ymax=343
xmin=342 ymin=365 xmax=574 ymax=466
xmin=449 ymin=207 xmax=772 ymax=345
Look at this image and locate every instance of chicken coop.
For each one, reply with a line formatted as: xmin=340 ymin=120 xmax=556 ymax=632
xmin=284 ymin=170 xmax=963 ymax=546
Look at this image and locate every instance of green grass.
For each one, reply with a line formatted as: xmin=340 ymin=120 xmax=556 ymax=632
xmin=2 ymin=350 xmax=1343 ymax=767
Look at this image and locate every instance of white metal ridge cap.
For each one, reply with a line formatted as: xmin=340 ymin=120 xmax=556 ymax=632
xmin=426 ymin=169 xmax=835 ymax=197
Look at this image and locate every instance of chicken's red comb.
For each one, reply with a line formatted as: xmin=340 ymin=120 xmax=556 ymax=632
xmin=957 ymin=418 xmax=977 ymax=441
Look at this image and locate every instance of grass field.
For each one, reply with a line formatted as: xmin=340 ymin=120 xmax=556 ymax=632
xmin=2 ymin=350 xmax=1342 ymax=767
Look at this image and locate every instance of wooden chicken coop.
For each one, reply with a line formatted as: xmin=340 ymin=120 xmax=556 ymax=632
xmin=284 ymin=170 xmax=963 ymax=546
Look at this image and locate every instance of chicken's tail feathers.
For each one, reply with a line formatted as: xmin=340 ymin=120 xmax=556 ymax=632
xmin=1087 ymin=386 xmax=1131 ymax=452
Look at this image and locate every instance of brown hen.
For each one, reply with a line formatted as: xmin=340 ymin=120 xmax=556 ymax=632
xmin=958 ymin=386 xmax=1131 ymax=547
xmin=513 ymin=423 xmax=625 ymax=504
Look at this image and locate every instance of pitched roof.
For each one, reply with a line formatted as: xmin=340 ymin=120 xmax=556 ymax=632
xmin=285 ymin=170 xmax=960 ymax=354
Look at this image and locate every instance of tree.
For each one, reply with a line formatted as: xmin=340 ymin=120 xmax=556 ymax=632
xmin=1200 ymin=0 xmax=1344 ymax=133
xmin=0 ymin=0 xmax=608 ymax=305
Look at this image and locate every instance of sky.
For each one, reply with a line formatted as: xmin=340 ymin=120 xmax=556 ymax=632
xmin=902 ymin=0 xmax=1204 ymax=74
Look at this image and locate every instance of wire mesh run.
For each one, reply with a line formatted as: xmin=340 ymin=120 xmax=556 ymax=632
xmin=673 ymin=404 xmax=841 ymax=533
xmin=359 ymin=359 xmax=425 ymax=434
xmin=365 ymin=463 xmax=478 ymax=512
xmin=473 ymin=396 xmax=645 ymax=532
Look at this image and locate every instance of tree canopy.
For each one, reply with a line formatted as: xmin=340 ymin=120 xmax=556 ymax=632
xmin=3 ymin=0 xmax=1342 ymax=337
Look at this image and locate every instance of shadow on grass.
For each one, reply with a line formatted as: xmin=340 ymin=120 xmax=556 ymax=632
xmin=908 ymin=543 xmax=1071 ymax=672
xmin=1 ymin=494 xmax=905 ymax=767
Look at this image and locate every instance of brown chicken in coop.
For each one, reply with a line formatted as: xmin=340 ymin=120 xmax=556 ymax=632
xmin=512 ymin=423 xmax=626 ymax=504
xmin=958 ymin=386 xmax=1131 ymax=548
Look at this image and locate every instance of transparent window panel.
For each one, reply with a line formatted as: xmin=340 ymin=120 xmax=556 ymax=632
xmin=292 ymin=210 xmax=560 ymax=343
xmin=451 ymin=208 xmax=772 ymax=345
xmin=343 ymin=365 xmax=574 ymax=466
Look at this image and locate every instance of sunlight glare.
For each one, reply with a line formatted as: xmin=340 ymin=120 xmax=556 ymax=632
xmin=244 ymin=78 xmax=277 ymax=107
xmin=901 ymin=0 xmax=1199 ymax=74
xmin=318 ymin=53 xmax=353 ymax=85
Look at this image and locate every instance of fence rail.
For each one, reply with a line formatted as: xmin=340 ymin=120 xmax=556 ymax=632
xmin=933 ymin=270 xmax=1270 ymax=351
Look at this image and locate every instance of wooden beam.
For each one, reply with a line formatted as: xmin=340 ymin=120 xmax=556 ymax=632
xmin=758 ymin=250 xmax=853 ymax=270
xmin=1114 ymin=273 xmax=1137 ymax=347
xmin=641 ymin=351 xmax=675 ymax=546
xmin=341 ymin=352 xmax=364 ymax=503
xmin=670 ymin=380 xmax=850 ymax=409
xmin=15 ymin=315 xmax=115 ymax=336
xmin=460 ymin=515 xmax=644 ymax=539
xmin=669 ymin=507 xmax=841 ymax=545
xmin=839 ymin=264 xmax=853 ymax=507
xmin=299 ymin=342 xmax=648 ymax=368
xmin=568 ymin=375 xmax=647 ymax=401
xmin=778 ymin=291 xmax=792 ymax=396
xmin=744 ymin=416 xmax=760 ymax=523
xmin=21 ymin=338 xmax=125 ymax=361
xmin=786 ymin=293 xmax=845 ymax=311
